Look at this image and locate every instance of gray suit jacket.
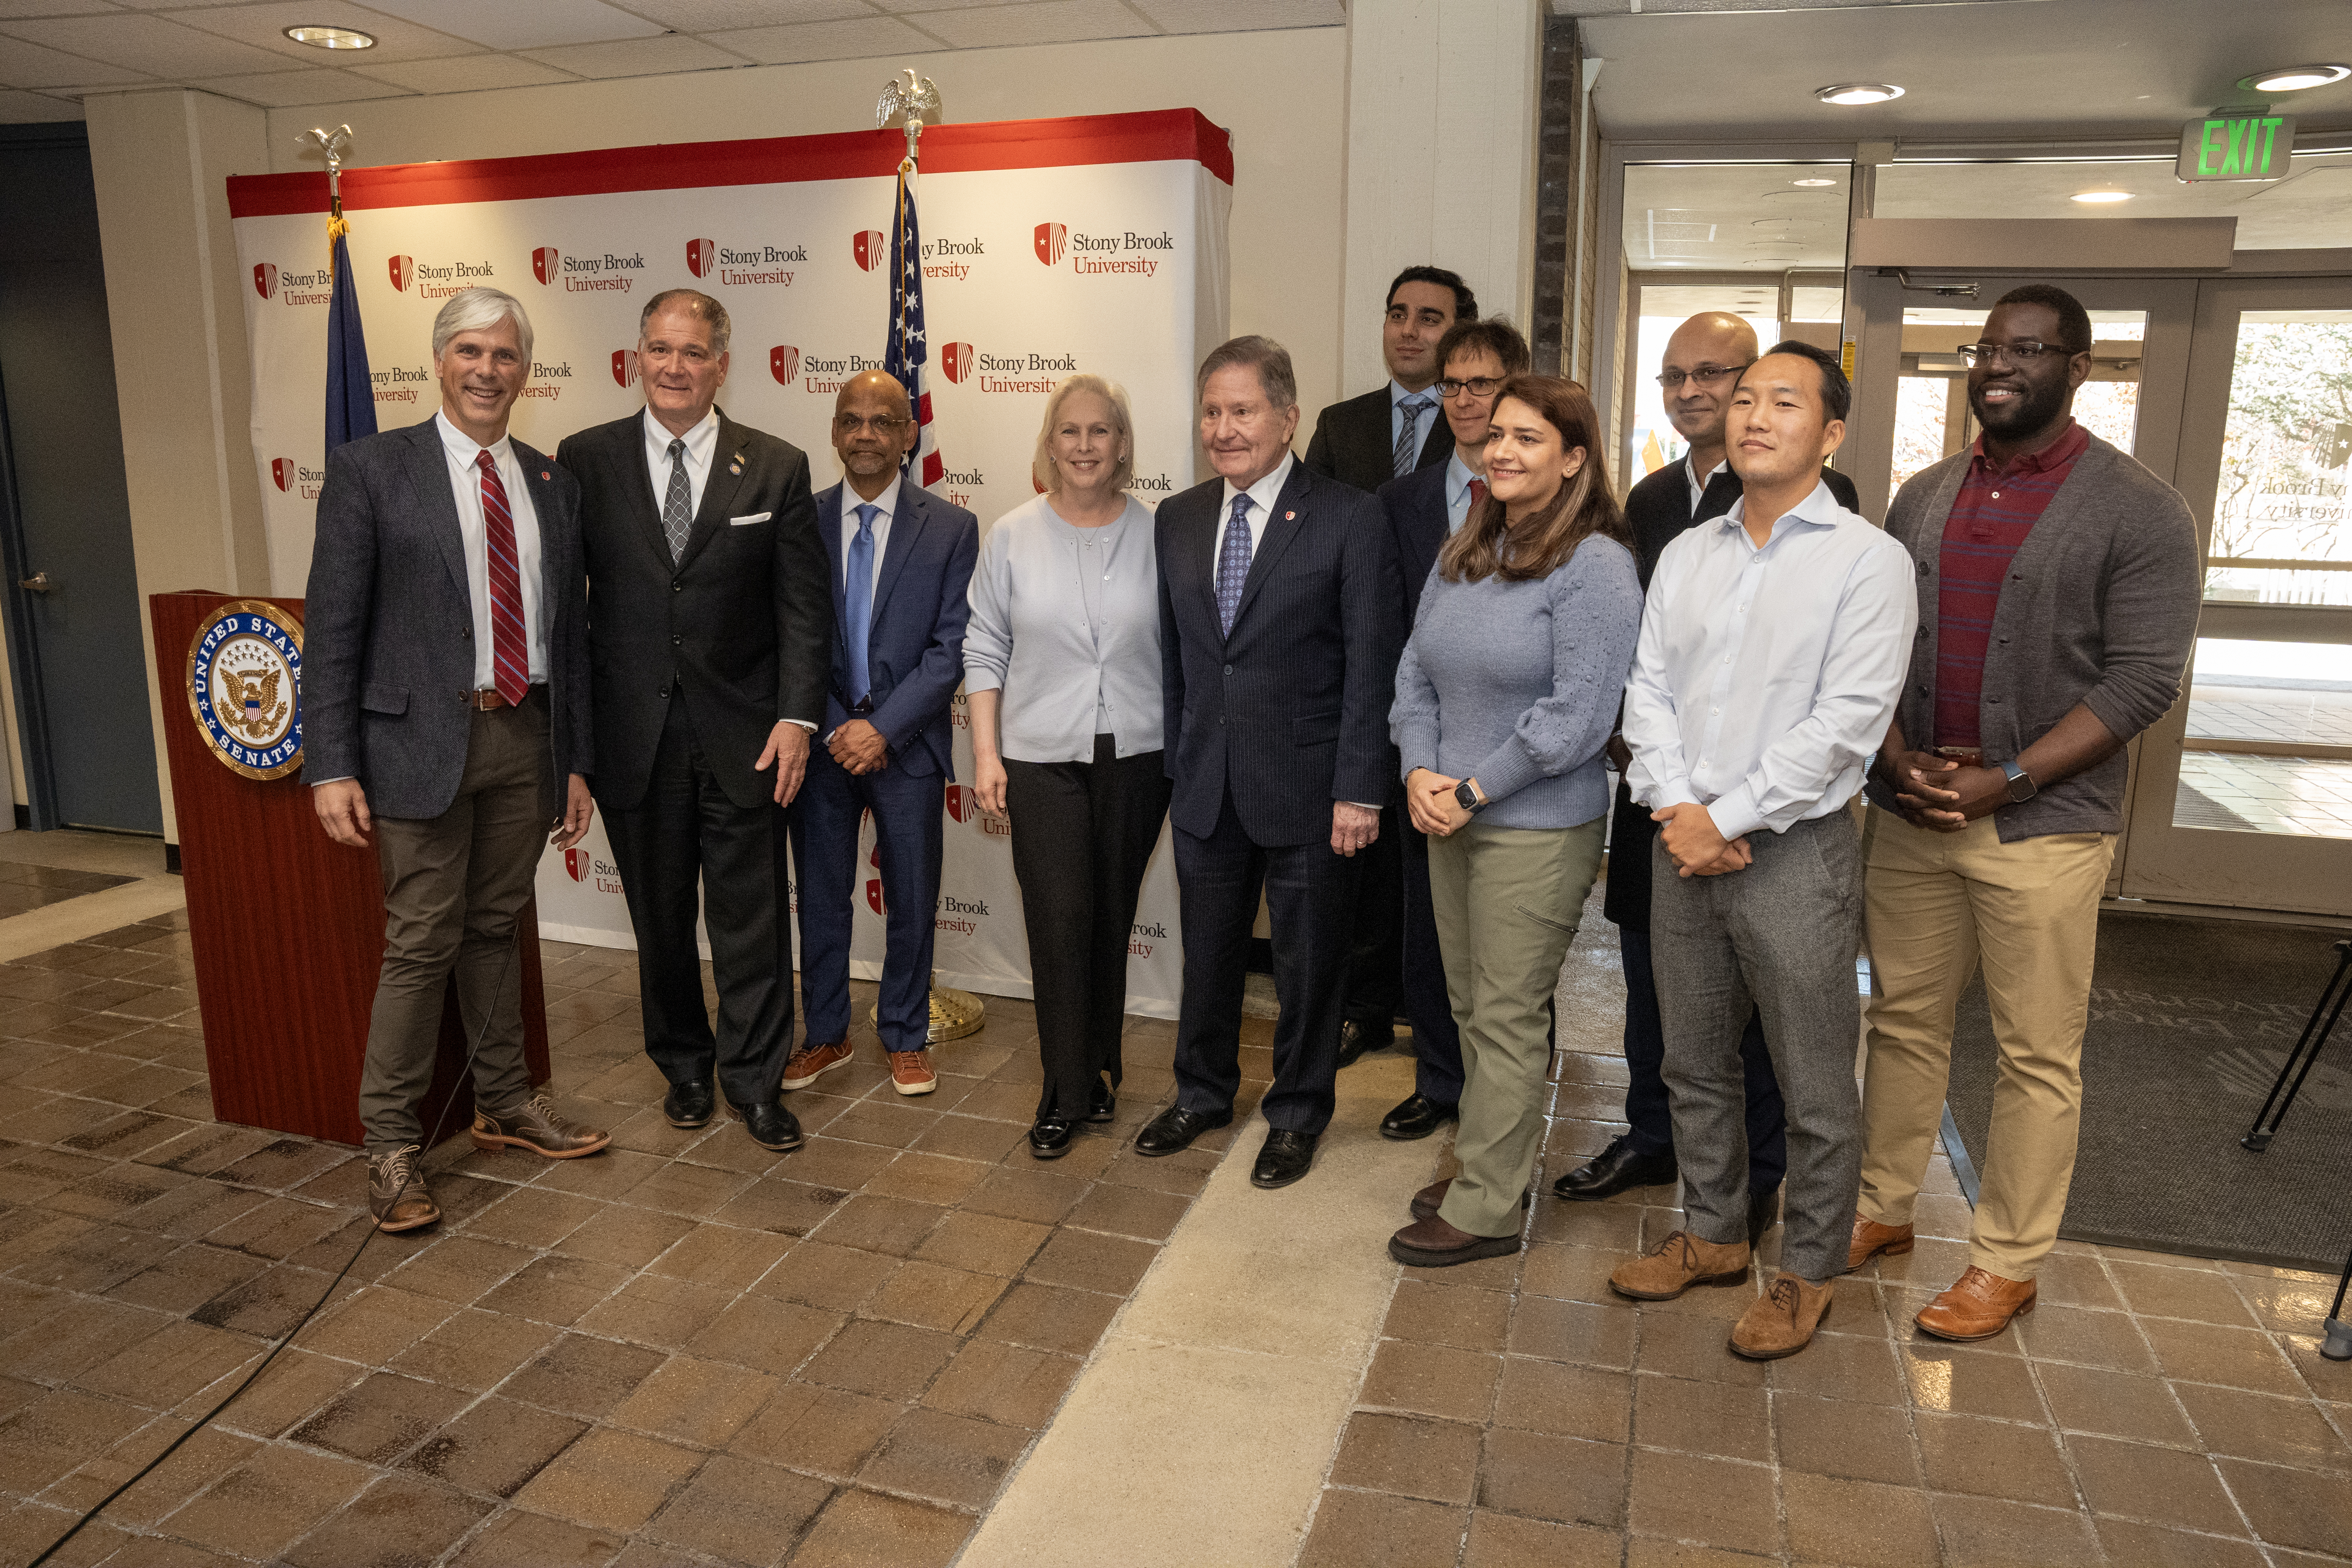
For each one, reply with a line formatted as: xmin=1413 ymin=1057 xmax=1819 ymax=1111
xmin=305 ymin=417 xmax=592 ymax=820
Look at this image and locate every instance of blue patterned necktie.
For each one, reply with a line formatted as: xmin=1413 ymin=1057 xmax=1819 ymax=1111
xmin=846 ymin=502 xmax=878 ymax=703
xmin=1215 ymin=492 xmax=1252 ymax=636
xmin=1394 ymin=393 xmax=1436 ymax=478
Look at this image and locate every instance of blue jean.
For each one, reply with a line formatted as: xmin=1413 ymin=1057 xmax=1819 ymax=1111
xmin=1619 ymin=924 xmax=1788 ymax=1195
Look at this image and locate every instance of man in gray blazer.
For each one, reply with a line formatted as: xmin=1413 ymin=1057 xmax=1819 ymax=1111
xmin=308 ymin=286 xmax=608 ymax=1236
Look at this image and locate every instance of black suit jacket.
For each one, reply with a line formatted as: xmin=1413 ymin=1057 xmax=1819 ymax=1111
xmin=1603 ymin=460 xmax=1863 ymax=930
xmin=305 ymin=417 xmax=591 ymax=821
xmin=1304 ymin=385 xmax=1451 ymax=496
xmin=1378 ymin=459 xmax=1453 ymax=628
xmin=1158 ymin=459 xmax=1402 ymax=846
xmin=557 ymin=408 xmax=831 ymax=813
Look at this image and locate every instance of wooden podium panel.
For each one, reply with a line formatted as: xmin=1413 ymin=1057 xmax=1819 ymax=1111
xmin=152 ymin=590 xmax=550 ymax=1148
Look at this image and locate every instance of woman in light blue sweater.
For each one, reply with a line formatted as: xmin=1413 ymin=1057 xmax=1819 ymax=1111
xmin=1387 ymin=375 xmax=1644 ymax=1267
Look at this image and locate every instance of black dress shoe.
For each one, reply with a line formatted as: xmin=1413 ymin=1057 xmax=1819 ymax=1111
xmin=663 ymin=1078 xmax=714 ymax=1130
xmin=1336 ymin=1018 xmax=1395 ymax=1069
xmin=1748 ymin=1185 xmax=1781 ymax=1245
xmin=1250 ymin=1128 xmax=1318 ymax=1189
xmin=1086 ymin=1078 xmax=1116 ymax=1125
xmin=1551 ymin=1134 xmax=1678 ymax=1202
xmin=1029 ymin=1116 xmax=1075 ymax=1159
xmin=1379 ymin=1093 xmax=1458 ymax=1142
xmin=1134 ymin=1104 xmax=1231 ymax=1157
xmin=730 ymin=1097 xmax=804 ymax=1152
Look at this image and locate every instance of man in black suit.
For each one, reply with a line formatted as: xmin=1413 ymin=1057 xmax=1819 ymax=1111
xmin=309 ymin=286 xmax=607 ymax=1234
xmin=1141 ymin=336 xmax=1404 ymax=1189
xmin=559 ymin=290 xmax=831 ymax=1153
xmin=1374 ymin=315 xmax=1532 ymax=1144
xmin=1553 ymin=311 xmax=1858 ymax=1227
xmin=1305 ymin=265 xmax=1478 ymax=1071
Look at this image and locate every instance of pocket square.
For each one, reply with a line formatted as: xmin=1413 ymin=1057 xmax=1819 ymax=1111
xmin=730 ymin=512 xmax=771 ymax=526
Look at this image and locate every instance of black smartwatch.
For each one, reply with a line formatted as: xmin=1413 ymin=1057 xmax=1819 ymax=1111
xmin=2001 ymin=760 xmax=2037 ymax=804
xmin=1454 ymin=779 xmax=1487 ymax=815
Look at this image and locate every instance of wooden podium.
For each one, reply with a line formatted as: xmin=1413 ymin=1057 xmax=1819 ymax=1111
xmin=152 ymin=590 xmax=550 ymax=1148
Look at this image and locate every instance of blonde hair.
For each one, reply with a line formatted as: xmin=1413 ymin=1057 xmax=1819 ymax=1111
xmin=1032 ymin=374 xmax=1136 ymax=495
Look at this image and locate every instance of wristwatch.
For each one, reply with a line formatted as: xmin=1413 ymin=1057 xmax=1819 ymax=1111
xmin=1454 ymin=779 xmax=1488 ymax=815
xmin=2000 ymin=760 xmax=2038 ymax=804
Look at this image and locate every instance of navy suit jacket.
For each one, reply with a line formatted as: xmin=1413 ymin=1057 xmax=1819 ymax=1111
xmin=815 ymin=479 xmax=978 ymax=780
xmin=1377 ymin=459 xmax=1453 ymax=628
xmin=305 ymin=417 xmax=591 ymax=821
xmin=1158 ymin=459 xmax=1403 ymax=846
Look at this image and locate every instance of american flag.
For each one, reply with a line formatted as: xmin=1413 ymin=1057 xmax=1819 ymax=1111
xmin=883 ymin=168 xmax=942 ymax=488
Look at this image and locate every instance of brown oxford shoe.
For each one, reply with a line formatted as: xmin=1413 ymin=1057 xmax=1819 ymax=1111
xmin=1848 ymin=1214 xmax=1915 ymax=1272
xmin=471 ymin=1093 xmax=612 ymax=1159
xmin=1916 ymin=1266 xmax=2036 ymax=1342
xmin=1388 ymin=1215 xmax=1521 ymax=1269
xmin=367 ymin=1144 xmax=440 ymax=1233
xmin=1409 ymin=1178 xmax=1529 ymax=1224
xmin=1731 ymin=1274 xmax=1835 ymax=1360
xmin=1608 ymin=1230 xmax=1749 ymax=1301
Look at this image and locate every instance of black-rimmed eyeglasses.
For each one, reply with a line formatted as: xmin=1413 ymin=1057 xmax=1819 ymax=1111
xmin=1436 ymin=376 xmax=1504 ymax=399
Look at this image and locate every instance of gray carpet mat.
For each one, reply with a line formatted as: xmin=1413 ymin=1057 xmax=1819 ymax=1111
xmin=1943 ymin=912 xmax=2352 ymax=1272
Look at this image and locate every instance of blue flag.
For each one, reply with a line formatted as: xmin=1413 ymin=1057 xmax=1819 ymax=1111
xmin=325 ymin=221 xmax=376 ymax=452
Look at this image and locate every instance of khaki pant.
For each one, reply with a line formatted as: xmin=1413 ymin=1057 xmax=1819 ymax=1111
xmin=1429 ymin=815 xmax=1606 ymax=1238
xmin=1858 ymin=808 xmax=2112 ymax=1280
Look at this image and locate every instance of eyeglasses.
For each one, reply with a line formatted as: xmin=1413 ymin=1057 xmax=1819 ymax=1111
xmin=1655 ymin=362 xmax=1751 ymax=390
xmin=834 ymin=413 xmax=908 ymax=434
xmin=1436 ymin=376 xmax=1504 ymax=399
xmin=1956 ymin=340 xmax=2083 ymax=368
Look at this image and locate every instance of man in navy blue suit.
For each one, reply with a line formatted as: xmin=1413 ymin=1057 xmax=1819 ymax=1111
xmin=786 ymin=369 xmax=978 ymax=1098
xmin=1374 ymin=316 xmax=1532 ymax=1145
xmin=1141 ymin=336 xmax=1404 ymax=1190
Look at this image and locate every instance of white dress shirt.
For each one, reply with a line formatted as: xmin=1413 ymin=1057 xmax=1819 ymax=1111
xmin=841 ymin=471 xmax=902 ymax=599
xmin=642 ymin=406 xmax=718 ymax=522
xmin=1445 ymin=450 xmax=1481 ymax=535
xmin=434 ymin=411 xmax=545 ymax=688
xmin=1623 ymin=479 xmax=1917 ymax=842
xmin=1212 ymin=451 xmax=1294 ymax=569
xmin=1686 ymin=452 xmax=1728 ymax=514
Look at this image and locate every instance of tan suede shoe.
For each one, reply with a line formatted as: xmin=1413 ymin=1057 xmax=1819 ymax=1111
xmin=1731 ymin=1274 xmax=1834 ymax=1360
xmin=1916 ymin=1266 xmax=2036 ymax=1341
xmin=1608 ymin=1230 xmax=1750 ymax=1301
xmin=471 ymin=1093 xmax=612 ymax=1158
xmin=1847 ymin=1214 xmax=1915 ymax=1271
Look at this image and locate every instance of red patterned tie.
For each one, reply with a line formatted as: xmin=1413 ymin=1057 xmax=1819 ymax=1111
xmin=1468 ymin=477 xmax=1488 ymax=511
xmin=477 ymin=450 xmax=529 ymax=706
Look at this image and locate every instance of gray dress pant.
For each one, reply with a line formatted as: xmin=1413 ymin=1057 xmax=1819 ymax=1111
xmin=1650 ymin=809 xmax=1862 ymax=1283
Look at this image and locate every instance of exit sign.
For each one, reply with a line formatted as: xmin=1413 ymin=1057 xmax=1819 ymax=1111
xmin=2178 ymin=113 xmax=2296 ymax=181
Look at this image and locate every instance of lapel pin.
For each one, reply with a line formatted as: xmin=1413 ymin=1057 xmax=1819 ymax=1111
xmin=540 ymin=470 xmax=552 ymax=481
xmin=1284 ymin=510 xmax=1295 ymax=520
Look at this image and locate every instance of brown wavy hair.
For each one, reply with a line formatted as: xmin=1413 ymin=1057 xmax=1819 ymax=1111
xmin=1437 ymin=375 xmax=1630 ymax=584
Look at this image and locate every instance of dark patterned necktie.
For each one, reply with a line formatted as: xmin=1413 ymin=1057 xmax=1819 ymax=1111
xmin=662 ymin=438 xmax=691 ymax=561
xmin=1215 ymin=492 xmax=1252 ymax=636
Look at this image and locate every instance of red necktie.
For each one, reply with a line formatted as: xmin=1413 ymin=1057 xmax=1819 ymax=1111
xmin=477 ymin=450 xmax=529 ymax=706
xmin=1468 ymin=477 xmax=1488 ymax=511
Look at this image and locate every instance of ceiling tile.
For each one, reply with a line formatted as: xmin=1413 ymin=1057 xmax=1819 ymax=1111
xmin=352 ymin=0 xmax=663 ymax=50
xmin=1129 ymin=0 xmax=1342 ymax=29
xmin=906 ymin=0 xmax=1156 ymax=49
xmin=189 ymin=65 xmax=412 ymax=104
xmin=702 ymin=15 xmax=938 ymax=65
xmin=165 ymin=1 xmax=485 ymax=65
xmin=622 ymin=0 xmax=877 ymax=26
xmin=517 ymin=33 xmax=751 ymax=79
xmin=4 ymin=13 xmax=303 ymax=74
xmin=0 ymin=0 xmax=117 ymax=17
xmin=0 ymin=34 xmax=150 ymax=85
xmin=0 ymin=85 xmax=83 ymax=116
xmin=349 ymin=51 xmax=579 ymax=92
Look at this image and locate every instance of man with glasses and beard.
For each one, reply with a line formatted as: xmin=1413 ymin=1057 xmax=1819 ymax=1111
xmin=1849 ymin=284 xmax=2198 ymax=1342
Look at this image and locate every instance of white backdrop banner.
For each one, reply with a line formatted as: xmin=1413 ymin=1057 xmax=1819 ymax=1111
xmin=229 ymin=112 xmax=1232 ymax=1020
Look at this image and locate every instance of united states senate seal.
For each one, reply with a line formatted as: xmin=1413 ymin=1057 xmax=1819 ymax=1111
xmin=185 ymin=600 xmax=304 ymax=780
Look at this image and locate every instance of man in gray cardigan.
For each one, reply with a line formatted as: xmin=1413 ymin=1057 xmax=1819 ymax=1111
xmin=1849 ymin=284 xmax=2200 ymax=1341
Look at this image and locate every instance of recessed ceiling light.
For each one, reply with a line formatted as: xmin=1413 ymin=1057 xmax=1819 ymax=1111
xmin=284 ymin=24 xmax=376 ymax=49
xmin=1815 ymin=83 xmax=1903 ymax=106
xmin=2239 ymin=64 xmax=2350 ymax=92
xmin=2071 ymin=190 xmax=2134 ymax=203
xmin=1792 ymin=177 xmax=1838 ymax=187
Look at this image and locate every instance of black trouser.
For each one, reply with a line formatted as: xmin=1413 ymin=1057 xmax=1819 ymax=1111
xmin=601 ymin=696 xmax=795 ymax=1107
xmin=1005 ymin=737 xmax=1173 ymax=1121
xmin=1400 ymin=818 xmax=1465 ymax=1103
xmin=1340 ymin=803 xmax=1405 ymax=1027
xmin=1619 ymin=923 xmax=1787 ymax=1195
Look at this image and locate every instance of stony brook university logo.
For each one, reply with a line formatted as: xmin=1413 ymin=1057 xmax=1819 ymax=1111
xmin=270 ymin=458 xmax=293 ymax=492
xmin=532 ymin=247 xmax=560 ymax=286
xmin=940 ymin=343 xmax=975 ymax=385
xmin=770 ymin=345 xmax=801 ymax=386
xmin=945 ymin=785 xmax=979 ymax=823
xmin=612 ymin=350 xmax=640 ymax=388
xmin=852 ymin=229 xmax=886 ymax=272
xmin=864 ymin=844 xmax=886 ymax=915
xmin=253 ymin=262 xmax=278 ymax=299
xmin=686 ymin=238 xmax=716 ymax=279
xmin=388 ymin=254 xmax=414 ymax=292
xmin=1034 ymin=223 xmax=1068 ymax=266
xmin=563 ymin=848 xmax=590 ymax=882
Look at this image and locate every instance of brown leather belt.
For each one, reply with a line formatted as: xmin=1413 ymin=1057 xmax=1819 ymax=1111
xmin=466 ymin=686 xmax=544 ymax=711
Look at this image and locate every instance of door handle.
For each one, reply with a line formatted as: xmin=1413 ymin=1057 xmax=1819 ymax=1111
xmin=18 ymin=572 xmax=52 ymax=594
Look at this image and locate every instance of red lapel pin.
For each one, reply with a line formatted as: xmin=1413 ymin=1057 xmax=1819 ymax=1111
xmin=1285 ymin=510 xmax=1295 ymax=520
xmin=540 ymin=470 xmax=552 ymax=480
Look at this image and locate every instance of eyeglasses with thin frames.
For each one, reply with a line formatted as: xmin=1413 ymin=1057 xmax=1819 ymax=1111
xmin=1655 ymin=362 xmax=1751 ymax=391
xmin=834 ymin=413 xmax=909 ymax=435
xmin=1956 ymin=340 xmax=2084 ymax=368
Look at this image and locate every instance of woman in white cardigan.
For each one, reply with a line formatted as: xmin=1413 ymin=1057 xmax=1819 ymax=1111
xmin=965 ymin=375 xmax=1171 ymax=1159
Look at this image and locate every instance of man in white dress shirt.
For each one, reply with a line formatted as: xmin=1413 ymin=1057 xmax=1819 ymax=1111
xmin=1607 ymin=340 xmax=1916 ymax=1361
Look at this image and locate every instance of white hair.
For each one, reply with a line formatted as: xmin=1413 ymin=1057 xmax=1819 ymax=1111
xmin=432 ymin=286 xmax=534 ymax=364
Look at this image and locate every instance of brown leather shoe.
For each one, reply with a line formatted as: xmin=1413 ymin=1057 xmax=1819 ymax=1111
xmin=1608 ymin=1230 xmax=1750 ymax=1301
xmin=471 ymin=1093 xmax=611 ymax=1159
xmin=1388 ymin=1215 xmax=1521 ymax=1268
xmin=367 ymin=1144 xmax=440 ymax=1233
xmin=887 ymin=1050 xmax=937 ymax=1096
xmin=1916 ymin=1266 xmax=2036 ymax=1341
xmin=781 ymin=1039 xmax=854 ymax=1091
xmin=1848 ymin=1214 xmax=1915 ymax=1272
xmin=1409 ymin=1178 xmax=1530 ymax=1224
xmin=1731 ymin=1274 xmax=1834 ymax=1359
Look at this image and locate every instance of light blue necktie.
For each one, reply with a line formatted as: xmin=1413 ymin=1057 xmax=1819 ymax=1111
xmin=1215 ymin=492 xmax=1252 ymax=636
xmin=1394 ymin=393 xmax=1436 ymax=478
xmin=846 ymin=502 xmax=877 ymax=704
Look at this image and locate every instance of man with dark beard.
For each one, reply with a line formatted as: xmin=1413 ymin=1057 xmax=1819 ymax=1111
xmin=1848 ymin=284 xmax=2198 ymax=1342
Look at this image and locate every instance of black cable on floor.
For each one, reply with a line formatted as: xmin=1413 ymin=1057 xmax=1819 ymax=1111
xmin=26 ymin=937 xmax=520 ymax=1568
